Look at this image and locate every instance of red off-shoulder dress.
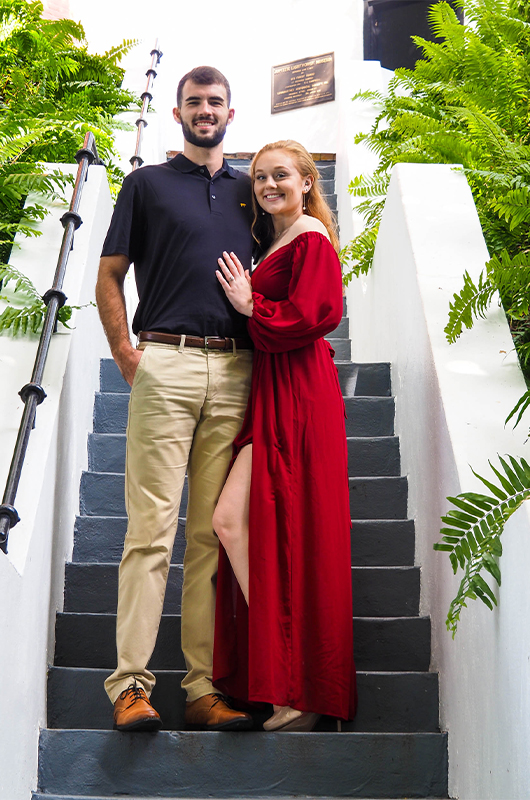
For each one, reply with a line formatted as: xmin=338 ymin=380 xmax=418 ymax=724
xmin=213 ymin=231 xmax=357 ymax=720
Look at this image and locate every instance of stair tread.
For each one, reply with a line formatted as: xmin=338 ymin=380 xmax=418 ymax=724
xmin=47 ymin=666 xmax=440 ymax=733
xmin=33 ymin=796 xmax=448 ymax=800
xmin=37 ymin=729 xmax=448 ymax=799
xmin=63 ymin=563 xmax=419 ymax=616
xmin=54 ymin=612 xmax=432 ymax=672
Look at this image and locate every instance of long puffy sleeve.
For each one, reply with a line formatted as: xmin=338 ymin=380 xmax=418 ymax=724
xmin=248 ymin=231 xmax=343 ymax=353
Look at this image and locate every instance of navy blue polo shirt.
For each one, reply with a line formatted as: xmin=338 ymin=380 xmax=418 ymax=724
xmin=101 ymin=154 xmax=253 ymax=337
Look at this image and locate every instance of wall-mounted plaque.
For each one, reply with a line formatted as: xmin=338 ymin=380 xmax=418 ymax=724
xmin=271 ymin=52 xmax=335 ymax=114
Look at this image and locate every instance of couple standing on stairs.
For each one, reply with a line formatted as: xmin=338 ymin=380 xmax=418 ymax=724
xmin=95 ymin=65 xmax=357 ymax=736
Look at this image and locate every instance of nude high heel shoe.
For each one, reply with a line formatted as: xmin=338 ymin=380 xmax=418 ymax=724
xmin=263 ymin=706 xmax=320 ymax=732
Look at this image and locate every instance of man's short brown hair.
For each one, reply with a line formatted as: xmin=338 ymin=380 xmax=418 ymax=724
xmin=177 ymin=66 xmax=231 ymax=107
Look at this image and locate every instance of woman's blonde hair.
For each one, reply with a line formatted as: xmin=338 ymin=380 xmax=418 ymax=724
xmin=249 ymin=140 xmax=339 ymax=256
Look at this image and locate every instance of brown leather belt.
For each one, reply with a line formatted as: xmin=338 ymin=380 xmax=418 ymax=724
xmin=138 ymin=331 xmax=253 ymax=350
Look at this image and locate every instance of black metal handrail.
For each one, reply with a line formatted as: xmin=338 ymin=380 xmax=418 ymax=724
xmin=0 ymin=131 xmax=100 ymax=554
xmin=130 ymin=40 xmax=163 ymax=171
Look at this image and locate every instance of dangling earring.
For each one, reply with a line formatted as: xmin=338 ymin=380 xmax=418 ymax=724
xmin=303 ymin=191 xmax=307 ymax=212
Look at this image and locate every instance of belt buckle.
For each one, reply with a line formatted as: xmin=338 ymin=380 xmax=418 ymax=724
xmin=204 ymin=336 xmax=211 ymax=350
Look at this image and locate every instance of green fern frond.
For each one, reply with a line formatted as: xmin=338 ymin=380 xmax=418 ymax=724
xmin=102 ymin=39 xmax=138 ymax=64
xmin=445 ymin=270 xmax=496 ymax=343
xmin=434 ymin=455 xmax=530 ymax=636
xmin=351 ymin=89 xmax=385 ymax=105
xmin=340 ymin=223 xmax=380 ymax=283
xmin=426 ymin=0 xmax=464 ymax=41
xmin=491 ymin=188 xmax=530 ymax=231
xmin=505 ymin=390 xmax=530 ymax=429
xmin=487 ymin=249 xmax=530 ymax=319
xmin=348 ymin=173 xmax=390 ymax=199
xmin=511 ymin=333 xmax=530 ymax=371
xmin=0 ymin=261 xmax=41 ymax=302
xmin=0 ymin=301 xmax=46 ymax=335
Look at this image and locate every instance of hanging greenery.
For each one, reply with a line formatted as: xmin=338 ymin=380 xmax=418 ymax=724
xmin=0 ymin=0 xmax=138 ymax=333
xmin=343 ymin=0 xmax=530 ymax=633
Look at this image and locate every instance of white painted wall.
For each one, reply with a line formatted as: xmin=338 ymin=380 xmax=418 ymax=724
xmin=0 ymin=165 xmax=112 ymax=800
xmin=70 ymin=0 xmax=366 ymax=169
xmin=347 ymin=162 xmax=530 ymax=800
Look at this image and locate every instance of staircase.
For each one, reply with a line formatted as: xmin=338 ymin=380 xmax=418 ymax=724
xmin=32 ymin=158 xmax=448 ymax=799
xmin=33 ymin=313 xmax=448 ymax=799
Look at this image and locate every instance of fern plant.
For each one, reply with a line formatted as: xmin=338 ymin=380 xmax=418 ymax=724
xmin=344 ymin=0 xmax=530 ymax=632
xmin=0 ymin=0 xmax=139 ymax=334
xmin=0 ymin=263 xmax=75 ymax=334
xmin=342 ymin=0 xmax=530 ymax=354
xmin=434 ymin=456 xmax=530 ymax=636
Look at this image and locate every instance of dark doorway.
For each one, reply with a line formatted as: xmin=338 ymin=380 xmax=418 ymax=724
xmin=364 ymin=0 xmax=463 ymax=70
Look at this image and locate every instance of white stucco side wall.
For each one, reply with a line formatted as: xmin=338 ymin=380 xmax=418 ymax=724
xmin=346 ymin=162 xmax=530 ymax=800
xmin=0 ymin=164 xmax=112 ymax=800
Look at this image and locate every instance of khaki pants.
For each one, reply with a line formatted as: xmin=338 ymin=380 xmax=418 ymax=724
xmin=104 ymin=342 xmax=252 ymax=704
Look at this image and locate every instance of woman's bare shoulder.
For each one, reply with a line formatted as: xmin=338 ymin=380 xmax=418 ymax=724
xmin=289 ymin=215 xmax=330 ymax=241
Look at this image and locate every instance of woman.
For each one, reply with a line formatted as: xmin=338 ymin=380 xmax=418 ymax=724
xmin=212 ymin=140 xmax=357 ymax=731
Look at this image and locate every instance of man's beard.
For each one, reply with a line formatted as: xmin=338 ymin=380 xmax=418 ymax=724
xmin=181 ymin=117 xmax=228 ymax=149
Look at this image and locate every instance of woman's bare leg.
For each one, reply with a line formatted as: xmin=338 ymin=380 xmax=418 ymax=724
xmin=213 ymin=444 xmax=252 ymax=604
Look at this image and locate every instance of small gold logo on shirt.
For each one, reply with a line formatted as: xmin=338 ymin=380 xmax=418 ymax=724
xmin=240 ymin=203 xmax=246 ymax=207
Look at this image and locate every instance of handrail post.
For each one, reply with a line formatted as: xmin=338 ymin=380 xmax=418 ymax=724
xmin=130 ymin=40 xmax=162 ymax=170
xmin=0 ymin=132 xmax=100 ymax=554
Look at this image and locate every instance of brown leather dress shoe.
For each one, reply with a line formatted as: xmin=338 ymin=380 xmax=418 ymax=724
xmin=184 ymin=693 xmax=253 ymax=731
xmin=113 ymin=683 xmax=162 ymax=732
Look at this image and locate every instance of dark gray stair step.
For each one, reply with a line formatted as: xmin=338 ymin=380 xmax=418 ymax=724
xmin=63 ymin=563 xmax=418 ymax=616
xmin=345 ymin=397 xmax=394 ymax=436
xmin=337 ymin=362 xmax=390 ymax=397
xmin=330 ymin=316 xmax=349 ymax=337
xmin=326 ymin=194 xmax=337 ymax=211
xmin=100 ymin=358 xmax=391 ymax=398
xmin=348 ymin=436 xmax=400 ymax=476
xmin=47 ymin=667 xmax=439 ymax=733
xmin=226 ymin=158 xmax=250 ymax=172
xmin=80 ymin=472 xmax=406 ymax=520
xmin=54 ymin=614 xmax=431 ymax=671
xmin=32 ymin=796 xmax=432 ymax=800
xmin=87 ymin=433 xmax=401 ymax=478
xmin=37 ymin=728 xmax=448 ymax=798
xmin=72 ymin=516 xmax=187 ymax=564
xmin=64 ymin=564 xmax=181 ymax=614
xmin=351 ymin=520 xmax=415 ymax=566
xmin=72 ymin=516 xmax=415 ymax=568
xmin=93 ymin=392 xmax=129 ymax=433
xmin=79 ymin=473 xmax=188 ymax=517
xmin=100 ymin=358 xmax=130 ymax=393
xmin=316 ymin=163 xmax=335 ymax=181
xmin=350 ymin=476 xmax=408 ymax=520
xmin=95 ymin=393 xmax=394 ymax=434
xmin=326 ymin=337 xmax=351 ymax=360
xmin=88 ymin=434 xmax=125 ymax=474
xmin=319 ymin=178 xmax=335 ymax=195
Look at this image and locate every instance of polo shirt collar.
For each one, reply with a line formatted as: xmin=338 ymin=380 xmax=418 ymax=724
xmin=169 ymin=153 xmax=237 ymax=179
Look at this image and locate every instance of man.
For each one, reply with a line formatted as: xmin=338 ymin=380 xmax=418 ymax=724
xmin=96 ymin=66 xmax=254 ymax=732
